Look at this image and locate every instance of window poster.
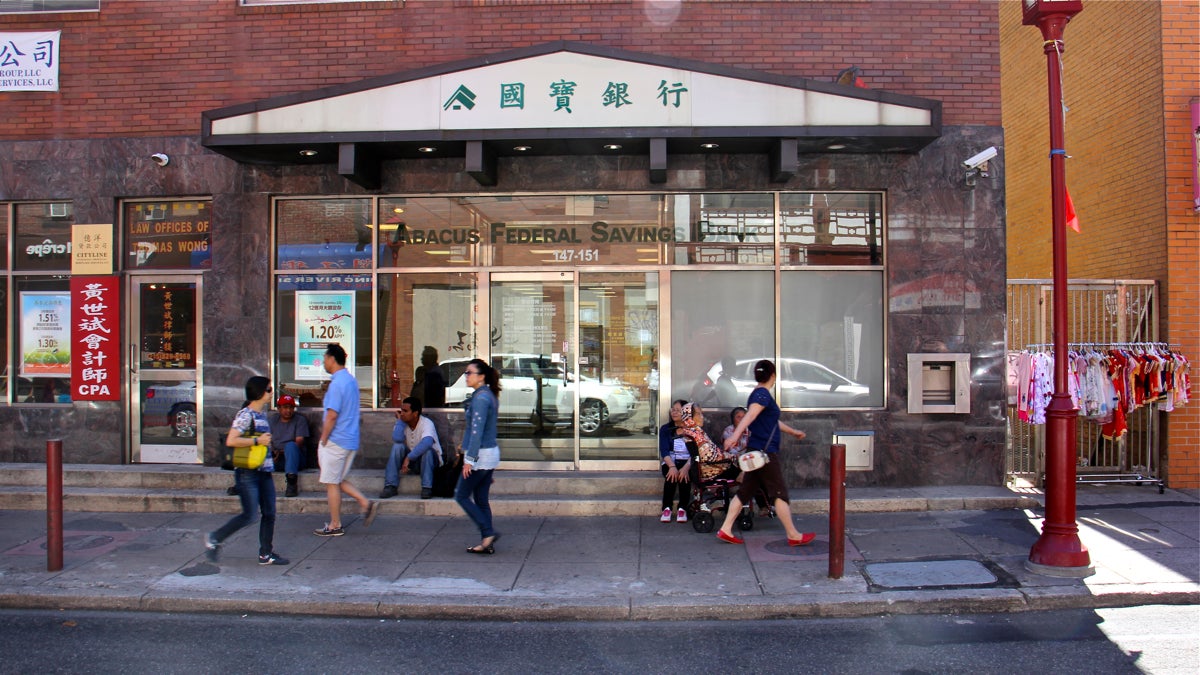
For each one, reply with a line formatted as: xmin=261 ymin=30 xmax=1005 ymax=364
xmin=296 ymin=291 xmax=354 ymax=380
xmin=20 ymin=291 xmax=70 ymax=377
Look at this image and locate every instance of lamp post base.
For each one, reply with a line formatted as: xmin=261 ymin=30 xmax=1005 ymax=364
xmin=1025 ymin=558 xmax=1095 ymax=578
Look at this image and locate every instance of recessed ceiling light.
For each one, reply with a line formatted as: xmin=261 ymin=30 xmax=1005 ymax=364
xmin=827 ymin=144 xmax=847 ymax=150
xmin=603 ymin=144 xmax=622 ymax=150
xmin=298 ymin=149 xmax=318 ymax=157
xmin=700 ymin=143 xmax=719 ymax=149
xmin=418 ymin=146 xmax=436 ymax=153
xmin=513 ymin=145 xmax=532 ymax=152
xmin=392 ymin=207 xmax=405 ymax=214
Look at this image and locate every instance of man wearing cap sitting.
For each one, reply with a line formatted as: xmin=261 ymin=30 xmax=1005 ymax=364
xmin=269 ymin=394 xmax=310 ymax=498
xmin=380 ymin=396 xmax=442 ymax=500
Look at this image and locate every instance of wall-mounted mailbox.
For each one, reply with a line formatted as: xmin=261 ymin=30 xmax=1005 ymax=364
xmin=833 ymin=431 xmax=874 ymax=471
xmin=907 ymin=353 xmax=971 ymax=414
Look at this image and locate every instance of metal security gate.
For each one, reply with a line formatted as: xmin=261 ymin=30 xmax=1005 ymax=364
xmin=1005 ymin=280 xmax=1162 ymax=489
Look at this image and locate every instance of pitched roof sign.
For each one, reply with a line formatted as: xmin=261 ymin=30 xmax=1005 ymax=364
xmin=202 ymin=42 xmax=941 ymax=186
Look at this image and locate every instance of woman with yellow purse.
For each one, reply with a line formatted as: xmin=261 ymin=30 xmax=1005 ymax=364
xmin=204 ymin=376 xmax=289 ymax=566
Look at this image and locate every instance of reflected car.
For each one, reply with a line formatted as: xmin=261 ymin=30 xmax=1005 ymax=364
xmin=443 ymin=355 xmax=639 ymax=436
xmin=142 ymin=381 xmax=198 ymax=437
xmin=693 ymin=358 xmax=872 ymax=408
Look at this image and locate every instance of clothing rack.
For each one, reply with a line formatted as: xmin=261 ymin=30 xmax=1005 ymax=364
xmin=1009 ymin=341 xmax=1191 ymax=494
xmin=1024 ymin=342 xmax=1181 ymax=348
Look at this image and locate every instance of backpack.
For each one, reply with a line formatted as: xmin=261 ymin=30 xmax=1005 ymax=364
xmin=431 ymin=450 xmax=462 ymax=498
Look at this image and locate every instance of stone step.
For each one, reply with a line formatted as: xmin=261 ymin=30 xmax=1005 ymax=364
xmin=0 ymin=464 xmax=1038 ymax=515
xmin=0 ymin=463 xmax=663 ymax=496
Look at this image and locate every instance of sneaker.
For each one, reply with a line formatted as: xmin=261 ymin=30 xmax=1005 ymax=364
xmin=258 ymin=552 xmax=290 ymax=566
xmin=313 ymin=525 xmax=345 ymax=537
xmin=676 ymin=508 xmax=688 ymax=524
xmin=379 ymin=485 xmax=398 ymax=499
xmin=420 ymin=487 xmax=433 ymax=499
xmin=660 ymin=508 xmax=672 ymax=523
xmin=204 ymin=533 xmax=220 ymax=562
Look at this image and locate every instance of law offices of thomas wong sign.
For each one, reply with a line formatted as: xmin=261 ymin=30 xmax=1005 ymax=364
xmin=0 ymin=31 xmax=60 ymax=92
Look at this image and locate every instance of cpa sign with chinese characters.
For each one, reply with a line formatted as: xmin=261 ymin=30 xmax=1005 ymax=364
xmin=0 ymin=31 xmax=60 ymax=92
xmin=70 ymin=276 xmax=120 ymax=401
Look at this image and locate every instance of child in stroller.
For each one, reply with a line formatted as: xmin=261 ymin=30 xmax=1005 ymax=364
xmin=677 ymin=403 xmax=755 ymax=533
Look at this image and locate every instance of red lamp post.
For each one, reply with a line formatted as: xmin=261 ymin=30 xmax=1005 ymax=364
xmin=1022 ymin=0 xmax=1093 ymax=576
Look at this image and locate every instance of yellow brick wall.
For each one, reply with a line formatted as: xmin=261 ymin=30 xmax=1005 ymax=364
xmin=1001 ymin=0 xmax=1198 ymax=488
xmin=1001 ymin=0 xmax=1165 ymax=280
xmin=1161 ymin=0 xmax=1200 ymax=488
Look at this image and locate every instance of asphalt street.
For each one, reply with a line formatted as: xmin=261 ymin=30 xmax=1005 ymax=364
xmin=1 ymin=605 xmax=1196 ymax=674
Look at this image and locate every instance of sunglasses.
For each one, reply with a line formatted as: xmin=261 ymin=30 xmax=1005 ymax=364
xmin=466 ymin=370 xmax=481 ymax=376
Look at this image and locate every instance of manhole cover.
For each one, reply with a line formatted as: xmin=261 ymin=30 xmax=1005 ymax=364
xmin=48 ymin=534 xmax=115 ymax=552
xmin=864 ymin=559 xmax=1001 ymax=591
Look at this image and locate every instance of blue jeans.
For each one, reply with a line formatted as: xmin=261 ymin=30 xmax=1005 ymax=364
xmin=282 ymin=441 xmax=303 ymax=474
xmin=454 ymin=469 xmax=495 ymax=538
xmin=384 ymin=442 xmax=437 ymax=489
xmin=212 ymin=469 xmax=276 ymax=557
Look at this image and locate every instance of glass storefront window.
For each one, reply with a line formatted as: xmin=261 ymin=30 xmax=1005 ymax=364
xmin=376 ymin=272 xmax=478 ymax=408
xmin=274 ymin=274 xmax=374 ymax=408
xmin=276 ymin=198 xmax=374 ymax=272
xmin=0 ymin=205 xmax=9 ymax=270
xmin=124 ymin=200 xmax=212 ymax=270
xmin=14 ymin=276 xmax=72 ymax=404
xmin=377 ymin=198 xmax=480 ymax=268
xmin=780 ymin=270 xmax=885 ymax=408
xmin=669 ymin=270 xmax=775 ymax=406
xmin=780 ymin=192 xmax=883 ymax=266
xmin=14 ymin=202 xmax=73 ymax=272
xmin=670 ymin=193 xmax=774 ymax=265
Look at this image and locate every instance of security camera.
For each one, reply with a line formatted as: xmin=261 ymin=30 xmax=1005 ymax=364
xmin=962 ymin=147 xmax=997 ymax=170
xmin=150 ymin=153 xmax=170 ymax=167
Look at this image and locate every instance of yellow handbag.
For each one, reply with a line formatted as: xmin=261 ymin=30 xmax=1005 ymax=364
xmin=231 ymin=432 xmax=268 ymax=470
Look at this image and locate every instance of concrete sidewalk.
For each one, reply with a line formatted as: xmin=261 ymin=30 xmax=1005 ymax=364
xmin=0 ymin=484 xmax=1195 ymax=621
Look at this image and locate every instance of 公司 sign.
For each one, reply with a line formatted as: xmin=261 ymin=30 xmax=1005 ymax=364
xmin=0 ymin=31 xmax=60 ymax=92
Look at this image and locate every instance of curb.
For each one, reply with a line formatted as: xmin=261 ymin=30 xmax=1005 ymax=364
xmin=3 ymin=585 xmax=1195 ymax=622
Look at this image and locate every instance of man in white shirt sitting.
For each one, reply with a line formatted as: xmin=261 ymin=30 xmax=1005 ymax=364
xmin=380 ymin=396 xmax=443 ymax=500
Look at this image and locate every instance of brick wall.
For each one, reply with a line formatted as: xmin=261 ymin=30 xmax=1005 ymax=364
xmin=1002 ymin=1 xmax=1166 ymax=281
xmin=1161 ymin=0 xmax=1200 ymax=488
xmin=1002 ymin=0 xmax=1199 ymax=488
xmin=0 ymin=0 xmax=1000 ymax=137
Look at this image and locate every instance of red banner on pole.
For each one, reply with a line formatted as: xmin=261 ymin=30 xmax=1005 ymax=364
xmin=70 ymin=275 xmax=120 ymax=401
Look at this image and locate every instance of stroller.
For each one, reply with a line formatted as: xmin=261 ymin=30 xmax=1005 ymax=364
xmin=684 ymin=437 xmax=755 ymax=534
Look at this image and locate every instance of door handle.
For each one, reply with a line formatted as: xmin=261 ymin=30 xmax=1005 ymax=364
xmin=130 ymin=344 xmax=138 ymax=374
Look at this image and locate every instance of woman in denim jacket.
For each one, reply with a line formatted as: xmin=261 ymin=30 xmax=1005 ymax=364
xmin=456 ymin=358 xmax=503 ymax=554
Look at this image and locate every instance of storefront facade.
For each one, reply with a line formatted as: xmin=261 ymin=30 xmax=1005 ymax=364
xmin=0 ymin=1 xmax=1007 ymax=487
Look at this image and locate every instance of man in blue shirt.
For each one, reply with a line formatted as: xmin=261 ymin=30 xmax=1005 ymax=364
xmin=314 ymin=344 xmax=378 ymax=536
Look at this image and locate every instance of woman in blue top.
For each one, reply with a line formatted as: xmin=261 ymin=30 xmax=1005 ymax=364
xmin=205 ymin=376 xmax=289 ymax=566
xmin=716 ymin=360 xmax=815 ymax=547
xmin=456 ymin=358 xmax=503 ymax=554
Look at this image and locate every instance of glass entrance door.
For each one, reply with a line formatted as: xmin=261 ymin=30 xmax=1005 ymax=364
xmin=578 ymin=272 xmax=659 ymax=468
xmin=486 ymin=271 xmax=659 ymax=469
xmin=129 ymin=277 xmax=203 ymax=463
xmin=488 ymin=272 xmax=576 ymax=467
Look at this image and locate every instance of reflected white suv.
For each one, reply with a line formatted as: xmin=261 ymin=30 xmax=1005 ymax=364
xmin=443 ymin=355 xmax=639 ymax=436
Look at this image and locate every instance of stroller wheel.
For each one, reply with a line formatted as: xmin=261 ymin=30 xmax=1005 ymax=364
xmin=693 ymin=512 xmax=715 ymax=533
xmin=737 ymin=511 xmax=754 ymax=532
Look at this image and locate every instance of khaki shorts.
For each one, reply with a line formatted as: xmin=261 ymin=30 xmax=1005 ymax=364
xmin=318 ymin=440 xmax=357 ymax=485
